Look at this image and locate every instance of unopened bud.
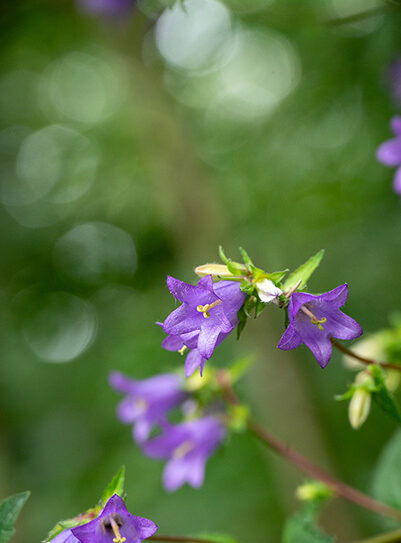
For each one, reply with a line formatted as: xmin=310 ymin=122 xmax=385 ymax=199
xmin=255 ymin=278 xmax=282 ymax=303
xmin=348 ymin=387 xmax=371 ymax=429
xmin=296 ymin=481 xmax=333 ymax=503
xmin=194 ymin=263 xmax=235 ymax=279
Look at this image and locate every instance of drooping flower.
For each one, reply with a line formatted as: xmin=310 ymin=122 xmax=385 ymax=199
xmin=255 ymin=278 xmax=282 ymax=303
xmin=162 ymin=276 xmax=246 ymax=372
xmin=142 ymin=416 xmax=226 ymax=492
xmin=71 ymin=494 xmax=158 ymax=543
xmin=376 ymin=116 xmax=401 ymax=196
xmin=76 ymin=0 xmax=136 ymax=18
xmin=278 ymin=284 xmax=363 ymax=368
xmin=109 ymin=372 xmax=186 ymax=442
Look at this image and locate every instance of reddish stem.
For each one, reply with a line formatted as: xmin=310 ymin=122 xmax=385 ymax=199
xmin=331 ymin=339 xmax=401 ymax=372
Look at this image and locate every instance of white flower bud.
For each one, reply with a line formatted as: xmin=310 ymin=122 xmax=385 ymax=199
xmin=194 ymin=263 xmax=234 ymax=279
xmin=255 ymin=278 xmax=282 ymax=303
xmin=348 ymin=387 xmax=371 ymax=429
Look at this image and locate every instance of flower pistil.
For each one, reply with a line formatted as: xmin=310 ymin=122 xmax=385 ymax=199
xmin=101 ymin=514 xmax=126 ymax=543
xmin=300 ymin=305 xmax=327 ymax=331
xmin=196 ymin=299 xmax=222 ymax=318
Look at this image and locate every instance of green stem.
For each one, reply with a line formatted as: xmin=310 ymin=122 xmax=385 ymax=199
xmin=331 ymin=339 xmax=401 ymax=372
xmin=353 ymin=528 xmax=401 ymax=543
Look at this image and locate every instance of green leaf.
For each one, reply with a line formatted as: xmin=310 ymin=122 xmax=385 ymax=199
xmin=264 ymin=270 xmax=289 ymax=284
xmin=283 ymin=250 xmax=325 ymax=293
xmin=226 ymin=260 xmax=246 ymax=276
xmin=238 ymin=247 xmax=254 ymax=271
xmin=236 ymin=307 xmax=247 ymax=339
xmin=243 ymin=296 xmax=256 ymax=318
xmin=229 ymin=355 xmax=253 ymax=383
xmin=197 ymin=534 xmax=239 ymax=543
xmin=283 ymin=508 xmax=334 ymax=543
xmin=101 ymin=466 xmax=125 ymax=506
xmin=0 ymin=491 xmax=30 ymax=543
xmin=369 ymin=365 xmax=401 ymax=424
xmin=372 ymin=429 xmax=401 ymax=511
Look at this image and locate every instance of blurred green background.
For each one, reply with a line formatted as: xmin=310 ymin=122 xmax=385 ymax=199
xmin=1 ymin=0 xmax=401 ymax=541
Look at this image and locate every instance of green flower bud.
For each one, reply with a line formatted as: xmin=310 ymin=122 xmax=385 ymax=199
xmin=348 ymin=383 xmax=372 ymax=430
xmin=194 ymin=263 xmax=239 ymax=279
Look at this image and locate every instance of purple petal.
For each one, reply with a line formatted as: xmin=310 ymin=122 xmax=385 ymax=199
xmin=185 ymin=349 xmax=204 ymax=377
xmin=325 ymin=310 xmax=363 ymax=341
xmin=142 ymin=427 xmax=188 ymax=459
xmin=319 ymin=283 xmax=349 ymax=308
xmin=186 ymin=456 xmax=206 ymax=488
xmin=393 ymin=166 xmax=401 ymax=195
xmin=117 ymin=397 xmax=144 ymax=424
xmin=163 ymin=304 xmax=203 ymax=335
xmin=128 ymin=515 xmax=158 ymax=539
xmin=197 ymin=321 xmax=222 ymax=359
xmin=133 ymin=419 xmax=152 ymax=443
xmin=71 ymin=519 xmax=97 ymax=541
xmin=391 ymin=116 xmax=401 ymax=136
xmin=163 ymin=458 xmax=191 ymax=492
xmin=198 ymin=275 xmax=214 ymax=293
xmin=166 ymin=276 xmax=213 ymax=305
xmin=162 ymin=334 xmax=185 ymax=351
xmin=51 ymin=530 xmax=80 ymax=543
xmin=109 ymin=372 xmax=138 ymax=395
xmin=302 ymin=333 xmax=333 ymax=368
xmin=376 ymin=138 xmax=401 ymax=166
xmin=277 ymin=324 xmax=302 ymax=350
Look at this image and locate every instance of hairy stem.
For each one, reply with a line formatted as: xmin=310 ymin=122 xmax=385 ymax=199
xmin=354 ymin=528 xmax=401 ymax=543
xmin=150 ymin=536 xmax=220 ymax=543
xmin=217 ymin=372 xmax=401 ymax=522
xmin=331 ymin=339 xmax=401 ymax=372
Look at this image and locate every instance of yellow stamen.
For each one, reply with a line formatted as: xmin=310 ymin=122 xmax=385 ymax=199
xmin=173 ymin=440 xmax=194 ymax=459
xmin=134 ymin=398 xmax=148 ymax=411
xmin=196 ymin=299 xmax=222 ymax=318
xmin=178 ymin=345 xmax=188 ymax=355
xmin=110 ymin=518 xmax=126 ymax=543
xmin=300 ymin=306 xmax=327 ymax=330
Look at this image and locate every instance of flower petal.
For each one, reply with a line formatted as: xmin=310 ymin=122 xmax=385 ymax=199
xmin=166 ymin=276 xmax=209 ymax=304
xmin=277 ymin=324 xmax=302 ymax=350
xmin=302 ymin=333 xmax=333 ymax=368
xmin=128 ymin=514 xmax=158 ymax=539
xmin=162 ymin=458 xmax=190 ymax=492
xmin=185 ymin=349 xmax=204 ymax=377
xmin=376 ymin=138 xmax=401 ymax=166
xmin=327 ymin=310 xmax=363 ymax=341
xmin=391 ymin=116 xmax=401 ymax=136
xmin=197 ymin=321 xmax=222 ymax=359
xmin=393 ymin=166 xmax=401 ymax=195
xmin=163 ymin=304 xmax=202 ymax=335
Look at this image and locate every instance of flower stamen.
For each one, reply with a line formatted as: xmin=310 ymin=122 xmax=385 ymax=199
xmin=110 ymin=518 xmax=126 ymax=543
xmin=196 ymin=299 xmax=222 ymax=318
xmin=172 ymin=440 xmax=194 ymax=459
xmin=300 ymin=305 xmax=327 ymax=330
xmin=178 ymin=345 xmax=188 ymax=355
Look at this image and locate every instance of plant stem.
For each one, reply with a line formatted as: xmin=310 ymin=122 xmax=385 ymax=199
xmin=331 ymin=339 xmax=401 ymax=372
xmin=150 ymin=536 xmax=219 ymax=543
xmin=217 ymin=372 xmax=401 ymax=522
xmin=354 ymin=528 xmax=401 ymax=543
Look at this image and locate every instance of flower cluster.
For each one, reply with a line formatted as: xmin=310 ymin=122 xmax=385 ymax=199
xmin=110 ymin=371 xmax=226 ymax=491
xmin=54 ymin=494 xmax=157 ymax=543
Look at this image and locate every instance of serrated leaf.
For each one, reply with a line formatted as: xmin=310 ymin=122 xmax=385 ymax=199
xmin=369 ymin=365 xmax=401 ymax=424
xmin=283 ymin=510 xmax=334 ymax=543
xmin=101 ymin=466 xmax=125 ymax=506
xmin=283 ymin=250 xmax=325 ymax=293
xmin=197 ymin=534 xmax=239 ymax=543
xmin=238 ymin=247 xmax=254 ymax=272
xmin=0 ymin=491 xmax=30 ymax=543
xmin=372 ymin=429 xmax=401 ymax=511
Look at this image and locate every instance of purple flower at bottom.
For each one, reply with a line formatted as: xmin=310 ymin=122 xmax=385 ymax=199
xmin=71 ymin=494 xmax=157 ymax=543
xmin=109 ymin=372 xmax=186 ymax=442
xmin=278 ymin=284 xmax=363 ymax=368
xmin=142 ymin=416 xmax=226 ymax=492
xmin=76 ymin=0 xmax=136 ymax=18
xmin=376 ymin=116 xmax=401 ymax=195
xmin=162 ymin=276 xmax=246 ymax=375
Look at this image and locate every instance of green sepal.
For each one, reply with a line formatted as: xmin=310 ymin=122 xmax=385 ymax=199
xmin=265 ymin=270 xmax=289 ymax=284
xmin=238 ymin=247 xmax=254 ymax=272
xmin=46 ymin=512 xmax=98 ymax=541
xmin=335 ymin=386 xmax=356 ymax=401
xmin=226 ymin=260 xmax=247 ymax=276
xmin=369 ymin=365 xmax=401 ymax=424
xmin=243 ymin=296 xmax=257 ymax=318
xmin=283 ymin=503 xmax=334 ymax=543
xmin=255 ymin=299 xmax=266 ymax=318
xmin=218 ymin=246 xmax=229 ymax=264
xmin=0 ymin=491 xmax=30 ymax=543
xmin=239 ymin=280 xmax=254 ymax=294
xmin=283 ymin=250 xmax=325 ymax=293
xmin=101 ymin=466 xmax=126 ymax=506
xmin=237 ymin=306 xmax=247 ymax=339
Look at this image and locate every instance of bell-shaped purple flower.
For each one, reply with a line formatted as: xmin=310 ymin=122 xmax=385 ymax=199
xmin=162 ymin=276 xmax=246 ymax=373
xmin=376 ymin=116 xmax=401 ymax=195
xmin=142 ymin=416 xmax=226 ymax=492
xmin=71 ymin=494 xmax=158 ymax=543
xmin=278 ymin=284 xmax=363 ymax=368
xmin=109 ymin=372 xmax=187 ymax=442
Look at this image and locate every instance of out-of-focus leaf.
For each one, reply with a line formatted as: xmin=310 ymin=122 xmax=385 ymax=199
xmin=229 ymin=355 xmax=253 ymax=383
xmin=369 ymin=365 xmax=401 ymax=424
xmin=101 ymin=466 xmax=125 ymax=506
xmin=0 ymin=491 xmax=30 ymax=543
xmin=283 ymin=250 xmax=325 ymax=292
xmin=372 ymin=429 xmax=401 ymax=511
xmin=283 ymin=508 xmax=334 ymax=543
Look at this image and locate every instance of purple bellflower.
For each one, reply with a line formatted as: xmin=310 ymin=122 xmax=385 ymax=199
xmin=76 ymin=0 xmax=136 ymax=18
xmin=51 ymin=530 xmax=80 ymax=543
xmin=71 ymin=494 xmax=157 ymax=543
xmin=162 ymin=276 xmax=246 ymax=376
xmin=109 ymin=372 xmax=186 ymax=442
xmin=142 ymin=416 xmax=226 ymax=492
xmin=278 ymin=284 xmax=363 ymax=368
xmin=376 ymin=116 xmax=401 ymax=196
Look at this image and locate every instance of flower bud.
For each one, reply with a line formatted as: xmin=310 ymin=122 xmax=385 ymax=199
xmin=255 ymin=278 xmax=282 ymax=303
xmin=194 ymin=263 xmax=234 ymax=279
xmin=296 ymin=481 xmax=332 ymax=503
xmin=348 ymin=386 xmax=371 ymax=430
